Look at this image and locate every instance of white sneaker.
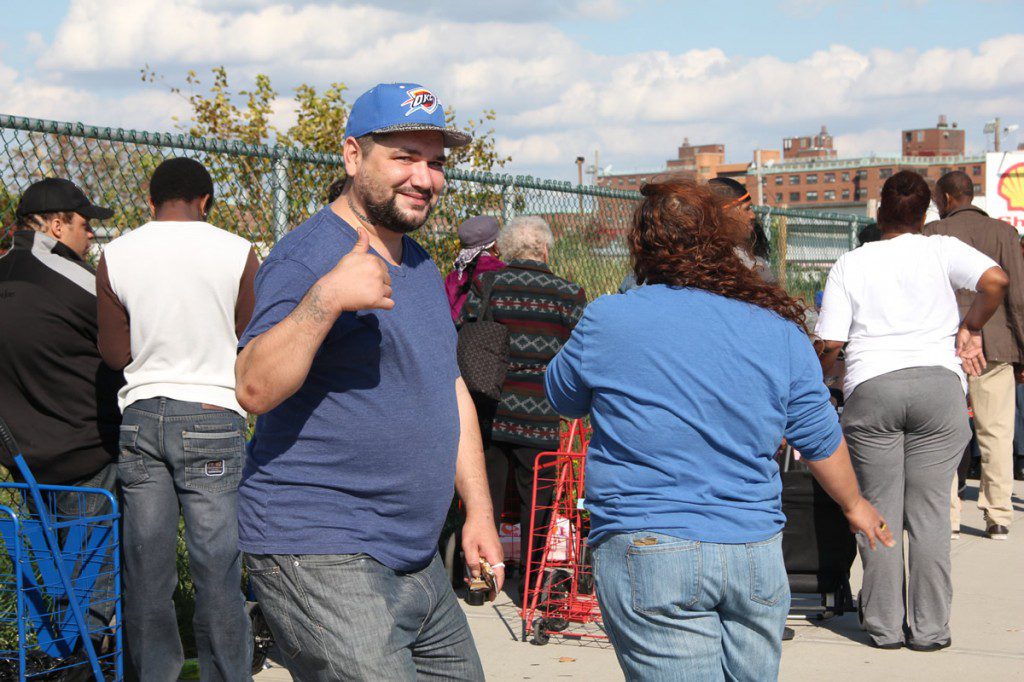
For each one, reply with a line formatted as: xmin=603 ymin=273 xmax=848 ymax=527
xmin=986 ymin=525 xmax=1009 ymax=540
xmin=951 ymin=530 xmax=960 ymax=540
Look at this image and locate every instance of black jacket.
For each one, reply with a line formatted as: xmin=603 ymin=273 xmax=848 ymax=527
xmin=0 ymin=231 xmax=123 ymax=483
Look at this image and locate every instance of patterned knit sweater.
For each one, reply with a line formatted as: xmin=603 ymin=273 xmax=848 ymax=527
xmin=464 ymin=259 xmax=586 ymax=450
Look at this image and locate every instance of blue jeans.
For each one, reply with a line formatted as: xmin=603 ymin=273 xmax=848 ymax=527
xmin=593 ymin=531 xmax=789 ymax=682
xmin=118 ymin=398 xmax=251 ymax=682
xmin=244 ymin=552 xmax=483 ymax=681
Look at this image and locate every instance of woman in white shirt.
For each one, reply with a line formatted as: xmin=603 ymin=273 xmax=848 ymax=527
xmin=816 ymin=170 xmax=1007 ymax=652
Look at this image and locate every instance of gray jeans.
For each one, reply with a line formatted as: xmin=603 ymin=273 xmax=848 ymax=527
xmin=118 ymin=398 xmax=251 ymax=682
xmin=245 ymin=552 xmax=484 ymax=681
xmin=842 ymin=367 xmax=970 ymax=647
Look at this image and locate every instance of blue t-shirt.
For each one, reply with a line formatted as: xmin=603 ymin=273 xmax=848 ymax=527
xmin=544 ymin=285 xmax=842 ymax=545
xmin=237 ymin=207 xmax=460 ymax=571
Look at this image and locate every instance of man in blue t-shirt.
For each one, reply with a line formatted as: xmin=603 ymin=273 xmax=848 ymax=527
xmin=235 ymin=83 xmax=502 ymax=680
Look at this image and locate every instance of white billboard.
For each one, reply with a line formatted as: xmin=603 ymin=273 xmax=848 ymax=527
xmin=986 ymin=151 xmax=1024 ymax=234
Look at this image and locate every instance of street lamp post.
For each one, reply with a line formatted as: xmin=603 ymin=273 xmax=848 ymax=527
xmin=575 ymin=156 xmax=585 ymax=214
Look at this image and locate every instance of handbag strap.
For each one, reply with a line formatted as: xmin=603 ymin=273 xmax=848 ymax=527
xmin=458 ymin=257 xmax=481 ymax=297
xmin=477 ymin=271 xmax=499 ymax=322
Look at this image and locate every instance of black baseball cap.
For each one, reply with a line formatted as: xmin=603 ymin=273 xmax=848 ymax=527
xmin=16 ymin=178 xmax=114 ymax=220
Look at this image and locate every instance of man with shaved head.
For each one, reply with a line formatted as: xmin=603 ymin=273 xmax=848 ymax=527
xmin=925 ymin=170 xmax=1024 ymax=540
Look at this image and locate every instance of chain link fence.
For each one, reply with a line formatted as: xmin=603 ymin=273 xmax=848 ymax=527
xmin=759 ymin=206 xmax=871 ymax=302
xmin=0 ymin=114 xmax=872 ymax=301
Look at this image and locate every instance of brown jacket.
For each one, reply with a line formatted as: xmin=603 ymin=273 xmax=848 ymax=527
xmin=924 ymin=206 xmax=1024 ymax=363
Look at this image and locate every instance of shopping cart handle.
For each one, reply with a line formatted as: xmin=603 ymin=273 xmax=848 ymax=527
xmin=0 ymin=416 xmax=19 ymax=460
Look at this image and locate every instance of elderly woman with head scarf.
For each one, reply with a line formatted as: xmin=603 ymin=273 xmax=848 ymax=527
xmin=444 ymin=215 xmax=505 ymax=323
xmin=461 ymin=215 xmax=586 ymax=594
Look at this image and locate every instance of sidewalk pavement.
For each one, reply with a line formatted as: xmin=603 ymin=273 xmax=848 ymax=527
xmin=251 ymin=479 xmax=1023 ymax=681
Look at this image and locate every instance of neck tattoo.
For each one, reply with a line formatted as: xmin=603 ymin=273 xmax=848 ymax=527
xmin=347 ymin=196 xmax=375 ymax=229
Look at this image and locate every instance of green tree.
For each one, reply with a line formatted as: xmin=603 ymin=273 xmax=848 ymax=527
xmin=276 ymin=82 xmax=349 ymax=154
xmin=1 ymin=184 xmax=18 ymax=253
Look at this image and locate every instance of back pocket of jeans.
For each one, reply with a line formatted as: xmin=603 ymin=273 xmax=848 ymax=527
xmin=182 ymin=429 xmax=243 ymax=493
xmin=747 ymin=533 xmax=788 ymax=606
xmin=626 ymin=533 xmax=701 ymax=616
xmin=116 ymin=425 xmax=149 ymax=487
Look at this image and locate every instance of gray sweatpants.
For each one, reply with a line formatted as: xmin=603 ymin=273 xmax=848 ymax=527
xmin=841 ymin=366 xmax=970 ymax=647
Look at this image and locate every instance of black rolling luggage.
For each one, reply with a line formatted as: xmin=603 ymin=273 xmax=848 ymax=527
xmin=781 ymin=467 xmax=857 ymax=619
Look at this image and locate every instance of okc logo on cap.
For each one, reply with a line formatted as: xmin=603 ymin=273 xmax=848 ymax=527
xmin=401 ymin=88 xmax=438 ymax=117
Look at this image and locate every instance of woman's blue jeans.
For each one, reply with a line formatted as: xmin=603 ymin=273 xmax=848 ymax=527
xmin=593 ymin=531 xmax=789 ymax=682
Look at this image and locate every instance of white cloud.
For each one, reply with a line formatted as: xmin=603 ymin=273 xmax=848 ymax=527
xmin=9 ymin=0 xmax=1024 ymax=179
xmin=833 ymin=128 xmax=902 ymax=158
xmin=0 ymin=57 xmax=191 ymax=130
xmin=350 ymin=0 xmax=632 ymax=22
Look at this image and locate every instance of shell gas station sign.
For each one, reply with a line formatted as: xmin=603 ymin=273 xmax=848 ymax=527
xmin=987 ymin=152 xmax=1024 ymax=234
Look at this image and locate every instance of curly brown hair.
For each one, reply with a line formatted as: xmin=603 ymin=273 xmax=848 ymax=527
xmin=630 ymin=178 xmax=806 ymax=326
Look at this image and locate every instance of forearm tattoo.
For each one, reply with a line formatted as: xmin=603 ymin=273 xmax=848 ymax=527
xmin=294 ymin=283 xmax=331 ymax=325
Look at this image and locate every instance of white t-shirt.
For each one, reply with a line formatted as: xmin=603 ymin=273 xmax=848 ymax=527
xmin=815 ymin=233 xmax=996 ymax=400
xmin=103 ymin=221 xmax=253 ymax=415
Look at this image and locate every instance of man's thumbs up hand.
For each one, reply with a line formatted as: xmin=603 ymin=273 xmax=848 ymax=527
xmin=321 ymin=227 xmax=395 ymax=313
xmin=351 ymin=224 xmax=371 ymax=254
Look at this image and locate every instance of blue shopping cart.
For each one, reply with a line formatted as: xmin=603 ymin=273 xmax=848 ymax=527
xmin=0 ymin=417 xmax=122 ymax=681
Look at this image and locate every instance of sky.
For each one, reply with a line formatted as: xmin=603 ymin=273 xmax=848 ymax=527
xmin=1 ymin=0 xmax=1022 ymax=181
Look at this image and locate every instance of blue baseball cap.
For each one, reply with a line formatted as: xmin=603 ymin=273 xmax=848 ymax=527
xmin=344 ymin=83 xmax=472 ymax=149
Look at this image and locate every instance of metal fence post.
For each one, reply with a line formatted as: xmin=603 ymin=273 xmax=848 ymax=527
xmin=272 ymin=157 xmax=289 ymax=244
xmin=501 ymin=177 xmax=516 ymax=224
xmin=848 ymin=219 xmax=858 ymax=251
xmin=778 ymin=213 xmax=788 ymax=285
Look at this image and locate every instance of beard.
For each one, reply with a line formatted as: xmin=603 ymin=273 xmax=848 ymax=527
xmin=354 ymin=176 xmax=435 ymax=235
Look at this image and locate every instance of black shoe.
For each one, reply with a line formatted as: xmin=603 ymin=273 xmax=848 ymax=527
xmin=782 ymin=626 xmax=795 ymax=641
xmin=869 ymin=639 xmax=903 ymax=650
xmin=31 ymin=653 xmax=96 ymax=682
xmin=907 ymin=640 xmax=951 ymax=652
xmin=986 ymin=524 xmax=1009 ymax=540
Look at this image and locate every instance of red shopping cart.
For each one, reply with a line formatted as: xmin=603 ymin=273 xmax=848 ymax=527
xmin=520 ymin=419 xmax=607 ymax=645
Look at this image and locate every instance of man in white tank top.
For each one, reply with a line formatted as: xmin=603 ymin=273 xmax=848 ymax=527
xmin=96 ymin=158 xmax=258 ymax=682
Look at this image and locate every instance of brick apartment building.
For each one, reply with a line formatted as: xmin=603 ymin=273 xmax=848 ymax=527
xmin=597 ymin=138 xmax=760 ymax=191
xmin=597 ymin=116 xmax=986 ymax=216
xmin=783 ymin=125 xmax=837 ymax=160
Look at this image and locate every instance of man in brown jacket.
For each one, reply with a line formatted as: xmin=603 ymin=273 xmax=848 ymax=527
xmin=925 ymin=170 xmax=1024 ymax=540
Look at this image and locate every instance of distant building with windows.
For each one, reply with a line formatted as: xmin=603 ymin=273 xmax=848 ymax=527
xmin=596 ymin=115 xmax=986 ymax=216
xmin=783 ymin=125 xmax=836 ymax=160
xmin=754 ymin=154 xmax=985 ymax=212
xmin=597 ymin=138 xmax=773 ymax=193
xmin=595 ymin=139 xmax=729 ymax=191
xmin=902 ymin=115 xmax=965 ymax=157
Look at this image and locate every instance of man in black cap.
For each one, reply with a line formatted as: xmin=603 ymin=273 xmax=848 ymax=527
xmin=0 ymin=178 xmax=122 ymax=656
xmin=7 ymin=177 xmax=112 ymax=259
